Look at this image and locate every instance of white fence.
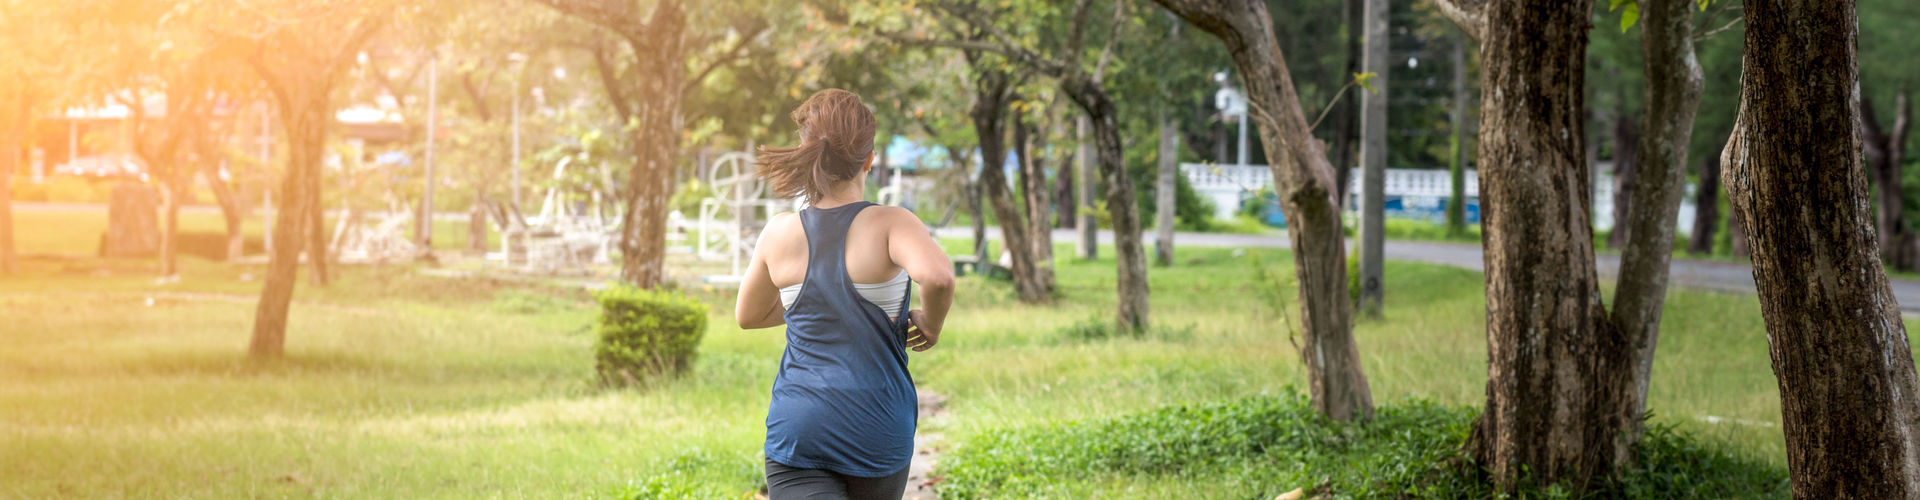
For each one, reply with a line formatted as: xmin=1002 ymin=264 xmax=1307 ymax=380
xmin=1180 ymin=162 xmax=1697 ymax=235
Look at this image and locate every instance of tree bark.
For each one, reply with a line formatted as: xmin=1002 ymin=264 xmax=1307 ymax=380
xmin=1155 ymin=0 xmax=1374 ymax=422
xmin=1439 ymin=0 xmax=1631 ymax=491
xmin=1447 ymin=32 xmax=1470 ymax=236
xmin=1729 ymin=203 xmax=1749 ymax=258
xmin=1611 ymin=0 xmax=1705 ymax=459
xmin=201 ymin=160 xmax=247 ymax=262
xmin=1156 ymin=110 xmax=1178 ymax=266
xmin=1356 ymin=0 xmax=1389 ymax=317
xmin=1607 ymin=114 xmax=1639 ymax=249
xmin=969 ymin=68 xmax=1047 ymax=303
xmin=1055 ymin=148 xmax=1076 ymax=229
xmin=1015 ymin=107 xmax=1056 ymax=292
xmin=609 ymin=0 xmax=686 ymax=289
xmin=1061 ymin=76 xmax=1149 ymax=329
xmin=251 ymin=93 xmax=324 ymax=358
xmin=1688 ymin=155 xmax=1720 ymax=256
xmin=1722 ymin=0 xmax=1920 ymax=495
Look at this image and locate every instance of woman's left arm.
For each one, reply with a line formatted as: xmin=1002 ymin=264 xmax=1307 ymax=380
xmin=735 ymin=216 xmax=790 ymax=330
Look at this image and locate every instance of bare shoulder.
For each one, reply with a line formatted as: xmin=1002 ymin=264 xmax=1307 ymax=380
xmin=760 ymin=211 xmax=805 ymax=246
xmin=858 ymin=205 xmax=927 ymax=231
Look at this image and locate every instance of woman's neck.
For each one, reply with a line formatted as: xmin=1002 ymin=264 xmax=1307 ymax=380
xmin=814 ymin=182 xmax=867 ymax=209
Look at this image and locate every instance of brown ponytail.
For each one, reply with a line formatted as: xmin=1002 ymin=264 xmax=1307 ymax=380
xmin=755 ymin=89 xmax=877 ymax=204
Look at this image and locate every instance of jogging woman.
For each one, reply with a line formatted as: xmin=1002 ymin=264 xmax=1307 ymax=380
xmin=734 ymin=88 xmax=955 ymax=499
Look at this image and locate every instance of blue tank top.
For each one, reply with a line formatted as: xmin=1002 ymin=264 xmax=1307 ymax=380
xmin=764 ymin=201 xmax=917 ymax=477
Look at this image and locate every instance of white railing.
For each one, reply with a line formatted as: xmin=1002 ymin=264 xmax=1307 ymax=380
xmin=1180 ymin=161 xmax=1698 ymax=235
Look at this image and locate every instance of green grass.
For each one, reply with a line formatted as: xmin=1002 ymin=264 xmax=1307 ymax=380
xmin=0 ymin=210 xmax=1846 ymax=497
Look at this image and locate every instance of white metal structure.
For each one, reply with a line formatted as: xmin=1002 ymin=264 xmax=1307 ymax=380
xmin=1180 ymin=161 xmax=1697 ymax=234
xmin=695 ymin=152 xmax=787 ymax=282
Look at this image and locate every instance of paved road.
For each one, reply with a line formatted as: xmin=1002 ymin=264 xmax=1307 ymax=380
xmin=936 ymin=226 xmax=1920 ymax=313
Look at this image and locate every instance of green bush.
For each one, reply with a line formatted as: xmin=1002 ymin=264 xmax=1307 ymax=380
xmin=936 ymin=392 xmax=1789 ymax=499
xmin=593 ymin=286 xmax=709 ymax=386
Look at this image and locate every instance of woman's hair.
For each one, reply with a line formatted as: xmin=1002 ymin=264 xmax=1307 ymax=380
xmin=755 ymin=89 xmax=877 ymax=204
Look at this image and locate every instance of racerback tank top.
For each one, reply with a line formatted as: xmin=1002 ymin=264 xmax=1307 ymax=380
xmin=763 ymin=201 xmax=917 ymax=477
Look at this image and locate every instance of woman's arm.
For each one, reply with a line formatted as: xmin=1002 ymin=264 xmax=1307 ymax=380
xmin=735 ymin=215 xmax=791 ymax=330
xmin=881 ymin=208 xmax=954 ymax=351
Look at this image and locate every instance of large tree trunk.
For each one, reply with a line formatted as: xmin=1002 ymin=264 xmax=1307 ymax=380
xmin=1722 ymin=0 xmax=1920 ymax=495
xmin=1356 ymin=0 xmax=1389 ymax=317
xmin=1688 ymin=155 xmax=1720 ymax=255
xmin=1729 ymin=204 xmax=1749 ymax=258
xmin=1863 ymin=92 xmax=1913 ymax=270
xmin=972 ymin=70 xmax=1047 ymax=304
xmin=1155 ymin=111 xmax=1177 ymax=266
xmin=1015 ymin=109 xmax=1056 ymax=292
xmin=251 ymin=98 xmax=324 ymax=358
xmin=1439 ymin=0 xmax=1629 ymax=491
xmin=1155 ymin=0 xmax=1374 ymax=422
xmin=1611 ymin=0 xmax=1705 ymax=458
xmin=1446 ymin=32 xmax=1470 ymax=237
xmin=1061 ymin=79 xmax=1149 ymax=329
xmin=1055 ymin=149 xmax=1076 ymax=229
xmin=610 ymin=0 xmax=686 ymax=289
xmin=1607 ymin=114 xmax=1639 ymax=249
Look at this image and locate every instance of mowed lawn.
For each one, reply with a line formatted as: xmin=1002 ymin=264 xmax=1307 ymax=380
xmin=0 ymin=209 xmax=1887 ymax=497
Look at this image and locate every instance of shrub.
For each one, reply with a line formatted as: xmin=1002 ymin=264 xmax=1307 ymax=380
xmin=593 ymin=286 xmax=709 ymax=386
xmin=935 ymin=392 xmax=1788 ymax=499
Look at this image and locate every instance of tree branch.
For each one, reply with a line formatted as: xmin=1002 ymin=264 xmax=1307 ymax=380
xmin=1429 ymin=0 xmax=1485 ymax=43
xmin=1093 ymin=0 xmax=1127 ymax=82
xmin=1063 ymin=0 xmax=1095 ymax=71
xmin=589 ymin=35 xmax=636 ymax=120
xmin=681 ymin=23 xmax=770 ymax=96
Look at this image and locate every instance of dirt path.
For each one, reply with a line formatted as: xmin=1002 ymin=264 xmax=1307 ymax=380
xmin=904 ymin=388 xmax=949 ymax=500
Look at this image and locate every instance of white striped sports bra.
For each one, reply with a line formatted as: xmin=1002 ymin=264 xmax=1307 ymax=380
xmin=779 ymin=269 xmax=910 ymax=319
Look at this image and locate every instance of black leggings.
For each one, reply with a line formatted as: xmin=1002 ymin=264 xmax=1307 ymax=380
xmin=764 ymin=459 xmax=910 ymax=500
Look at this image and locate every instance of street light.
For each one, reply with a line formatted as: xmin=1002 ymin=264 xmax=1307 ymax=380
xmin=508 ymin=52 xmax=528 ymax=210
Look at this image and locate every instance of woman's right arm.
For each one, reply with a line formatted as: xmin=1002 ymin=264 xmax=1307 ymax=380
xmin=882 ymin=208 xmax=954 ymax=351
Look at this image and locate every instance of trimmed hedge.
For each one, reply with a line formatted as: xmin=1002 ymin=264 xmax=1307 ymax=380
xmin=593 ymin=286 xmax=708 ymax=386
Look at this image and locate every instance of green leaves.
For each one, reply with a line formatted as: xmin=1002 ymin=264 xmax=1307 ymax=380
xmin=1353 ymin=72 xmax=1379 ymax=94
xmin=1611 ymin=0 xmax=1640 ymax=32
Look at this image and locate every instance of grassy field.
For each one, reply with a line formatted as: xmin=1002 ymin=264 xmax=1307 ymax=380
xmin=0 ymin=209 xmax=1864 ymax=497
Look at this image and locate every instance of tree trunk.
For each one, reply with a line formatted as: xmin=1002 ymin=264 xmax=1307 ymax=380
xmin=469 ymin=183 xmax=488 ymax=255
xmin=1729 ymin=204 xmax=1749 ymax=258
xmin=251 ymin=97 xmax=324 ymax=358
xmin=1447 ymin=32 xmax=1470 ymax=236
xmin=1611 ymin=0 xmax=1705 ymax=459
xmin=306 ymin=186 xmax=329 ymax=285
xmin=1333 ymin=0 xmax=1362 ymax=208
xmin=1689 ymin=155 xmax=1720 ymax=255
xmin=1075 ymin=116 xmax=1098 ymax=260
xmin=972 ymin=71 xmax=1047 ymax=304
xmin=159 ymin=180 xmax=181 ymax=277
xmin=1015 ymin=109 xmax=1056 ymax=292
xmin=1864 ymin=92 xmax=1913 ymax=270
xmin=1448 ymin=0 xmax=1629 ymax=492
xmin=201 ymin=159 xmax=248 ymax=262
xmin=1155 ymin=0 xmax=1374 ymax=422
xmin=1055 ymin=149 xmax=1076 ymax=229
xmin=1061 ymin=78 xmax=1149 ymax=329
xmin=1156 ymin=110 xmax=1178 ymax=266
xmin=1608 ymin=114 xmax=1639 ymax=250
xmin=1356 ymin=0 xmax=1389 ymax=317
xmin=1722 ymin=0 xmax=1920 ymax=495
xmin=612 ymin=0 xmax=687 ymax=289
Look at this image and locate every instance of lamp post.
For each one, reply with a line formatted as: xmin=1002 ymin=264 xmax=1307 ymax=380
xmin=418 ymin=54 xmax=438 ymax=258
xmin=508 ymin=52 xmax=528 ymax=210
